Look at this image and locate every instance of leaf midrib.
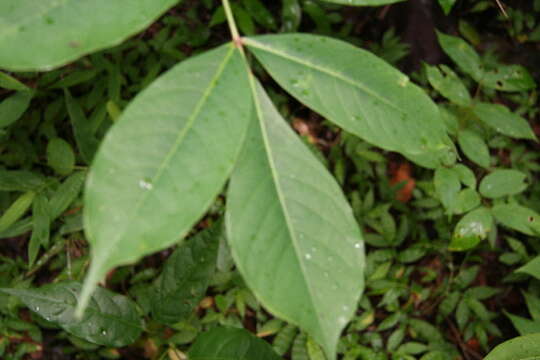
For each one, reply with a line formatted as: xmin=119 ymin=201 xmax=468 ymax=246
xmin=244 ymin=36 xmax=404 ymax=114
xmin=247 ymin=76 xmax=326 ymax=347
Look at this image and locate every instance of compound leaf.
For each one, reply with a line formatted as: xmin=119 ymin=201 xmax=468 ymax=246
xmin=0 ymin=0 xmax=180 ymax=71
xmin=244 ymin=34 xmax=453 ymax=169
xmin=227 ymin=80 xmax=364 ymax=359
xmin=78 ymin=44 xmax=252 ymax=315
xmin=0 ymin=281 xmax=142 ymax=347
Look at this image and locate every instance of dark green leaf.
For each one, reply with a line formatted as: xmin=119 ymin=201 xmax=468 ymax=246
xmin=0 ymin=281 xmax=143 ymax=347
xmin=0 ymin=91 xmax=33 ymax=128
xmin=47 ymin=138 xmax=75 ymax=176
xmin=65 ymin=90 xmax=99 ymax=164
xmin=151 ymin=223 xmax=220 ymax=325
xmin=188 ymin=327 xmax=281 ymax=360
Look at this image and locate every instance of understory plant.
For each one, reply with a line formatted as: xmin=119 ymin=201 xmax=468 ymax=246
xmin=0 ymin=0 xmax=539 ymax=359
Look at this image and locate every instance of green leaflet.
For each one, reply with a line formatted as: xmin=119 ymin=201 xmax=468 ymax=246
xmin=78 ymin=44 xmax=252 ymax=316
xmin=244 ymin=34 xmax=454 ymax=168
xmin=457 ymin=129 xmax=491 ymax=169
xmin=518 ymin=257 xmax=540 ymax=280
xmin=491 ymin=204 xmax=540 ymax=236
xmin=319 ymin=0 xmax=405 ymax=5
xmin=151 ymin=222 xmax=220 ymax=325
xmin=49 ymin=171 xmax=86 ymax=220
xmin=0 ymin=191 xmax=35 ymax=233
xmin=485 ymin=333 xmax=540 ymax=360
xmin=0 ymin=0 xmax=180 ymax=71
xmin=47 ymin=137 xmax=76 ymax=176
xmin=188 ymin=327 xmax=281 ymax=360
xmin=0 ymin=90 xmax=33 ymax=128
xmin=226 ymin=80 xmax=364 ymax=359
xmin=0 ymin=282 xmax=143 ymax=347
xmin=479 ymin=169 xmax=528 ymax=199
xmin=450 ymin=207 xmax=493 ymax=251
xmin=473 ymin=103 xmax=537 ymax=140
xmin=28 ymin=194 xmax=51 ymax=266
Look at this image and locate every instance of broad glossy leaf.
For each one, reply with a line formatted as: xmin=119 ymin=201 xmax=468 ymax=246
xmin=319 ymin=0 xmax=405 ymax=5
xmin=473 ymin=103 xmax=536 ymax=140
xmin=78 ymin=44 xmax=252 ymax=315
xmin=244 ymin=34 xmax=454 ymax=168
xmin=0 ymin=281 xmax=142 ymax=347
xmin=227 ymin=80 xmax=364 ymax=359
xmin=491 ymin=204 xmax=540 ymax=236
xmin=0 ymin=0 xmax=180 ymax=71
xmin=485 ymin=333 xmax=540 ymax=360
xmin=479 ymin=169 xmax=528 ymax=199
xmin=0 ymin=91 xmax=33 ymax=128
xmin=151 ymin=222 xmax=220 ymax=325
xmin=450 ymin=207 xmax=492 ymax=251
xmin=517 ymin=256 xmax=540 ymax=280
xmin=457 ymin=129 xmax=490 ymax=168
xmin=188 ymin=327 xmax=281 ymax=360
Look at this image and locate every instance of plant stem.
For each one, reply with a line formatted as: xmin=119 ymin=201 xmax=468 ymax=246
xmin=222 ymin=0 xmax=241 ymax=45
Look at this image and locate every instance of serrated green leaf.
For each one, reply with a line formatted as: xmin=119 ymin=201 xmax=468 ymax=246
xmin=479 ymin=169 xmax=528 ymax=199
xmin=0 ymin=91 xmax=33 ymax=128
xmin=244 ymin=34 xmax=453 ymax=168
xmin=485 ymin=333 xmax=540 ymax=360
xmin=227 ymin=80 xmax=364 ymax=359
xmin=188 ymin=327 xmax=281 ymax=360
xmin=492 ymin=204 xmax=540 ymax=236
xmin=47 ymin=137 xmax=75 ymax=176
xmin=473 ymin=103 xmax=536 ymax=140
xmin=0 ymin=281 xmax=142 ymax=347
xmin=450 ymin=207 xmax=492 ymax=251
xmin=78 ymin=44 xmax=252 ymax=316
xmin=457 ymin=129 xmax=491 ymax=168
xmin=0 ymin=0 xmax=180 ymax=71
xmin=151 ymin=223 xmax=220 ymax=325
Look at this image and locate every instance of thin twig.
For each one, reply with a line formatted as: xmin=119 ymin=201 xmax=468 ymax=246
xmin=494 ymin=0 xmax=509 ymax=18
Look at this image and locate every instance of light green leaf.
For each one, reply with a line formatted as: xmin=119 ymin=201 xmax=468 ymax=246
xmin=0 ymin=191 xmax=35 ymax=233
xmin=434 ymin=167 xmax=460 ymax=212
xmin=0 ymin=71 xmax=30 ymax=91
xmin=436 ymin=32 xmax=483 ymax=80
xmin=457 ymin=129 xmax=491 ymax=168
xmin=0 ymin=0 xmax=180 ymax=71
xmin=505 ymin=311 xmax=540 ymax=336
xmin=318 ymin=0 xmax=405 ymax=5
xmin=226 ymin=80 xmax=364 ymax=359
xmin=244 ymin=34 xmax=453 ymax=168
xmin=479 ymin=169 xmax=528 ymax=198
xmin=151 ymin=222 xmax=220 ymax=325
xmin=485 ymin=333 xmax=540 ymax=360
xmin=517 ymin=256 xmax=540 ymax=280
xmin=479 ymin=65 xmax=536 ymax=92
xmin=438 ymin=0 xmax=456 ymax=14
xmin=453 ymin=188 xmax=480 ymax=214
xmin=425 ymin=64 xmax=471 ymax=106
xmin=47 ymin=137 xmax=75 ymax=176
xmin=0 ymin=282 xmax=142 ymax=347
xmin=524 ymin=291 xmax=540 ymax=321
xmin=450 ymin=207 xmax=493 ymax=251
xmin=0 ymin=91 xmax=33 ymax=128
xmin=78 ymin=44 xmax=252 ymax=316
xmin=491 ymin=204 xmax=540 ymax=236
xmin=452 ymin=164 xmax=476 ymax=188
xmin=473 ymin=103 xmax=536 ymax=140
xmin=188 ymin=327 xmax=281 ymax=360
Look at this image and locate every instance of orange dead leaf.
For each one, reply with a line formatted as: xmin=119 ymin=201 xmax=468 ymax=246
xmin=390 ymin=162 xmax=416 ymax=202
